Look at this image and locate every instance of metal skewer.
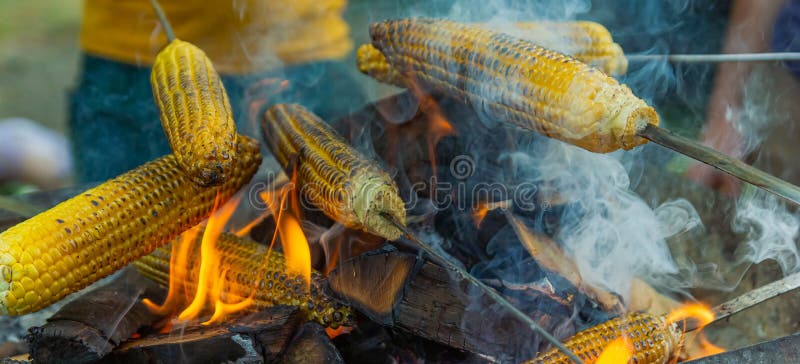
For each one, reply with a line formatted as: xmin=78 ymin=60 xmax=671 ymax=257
xmin=381 ymin=213 xmax=584 ymax=364
xmin=637 ymin=124 xmax=800 ymax=206
xmin=684 ymin=271 xmax=800 ymax=332
xmin=627 ymin=52 xmax=800 ymax=63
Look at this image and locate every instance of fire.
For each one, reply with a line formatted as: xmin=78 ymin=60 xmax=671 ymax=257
xmin=471 ymin=200 xmax=511 ymax=228
xmin=596 ymin=337 xmax=633 ymax=364
xmin=277 ymin=210 xmax=311 ymax=289
xmin=665 ymin=302 xmax=715 ymax=328
xmin=143 ymin=181 xmax=315 ymax=327
xmin=666 ymin=302 xmax=726 ymax=360
xmin=408 ymin=76 xmax=456 ymax=178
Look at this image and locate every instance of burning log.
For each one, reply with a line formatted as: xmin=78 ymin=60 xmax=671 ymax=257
xmin=281 ymin=322 xmax=344 ymax=364
xmin=26 ymin=269 xmax=164 ymax=364
xmin=108 ymin=306 xmax=302 ymax=363
xmin=328 ymin=247 xmax=585 ymax=362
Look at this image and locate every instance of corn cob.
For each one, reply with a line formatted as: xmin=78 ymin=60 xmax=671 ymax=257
xmin=134 ymin=232 xmax=353 ymax=328
xmin=0 ymin=135 xmax=261 ymax=316
xmin=369 ymin=18 xmax=658 ymax=153
xmin=357 ymin=43 xmax=409 ymax=86
xmin=151 ymin=39 xmax=238 ymax=186
xmin=512 ymin=21 xmax=627 ymax=76
xmin=359 ymin=21 xmax=626 ymax=85
xmin=260 ymin=104 xmax=406 ymax=240
xmin=528 ymin=313 xmax=683 ymax=364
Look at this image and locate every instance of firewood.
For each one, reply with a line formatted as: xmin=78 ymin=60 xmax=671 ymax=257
xmin=25 ymin=269 xmax=164 ymax=364
xmin=328 ymin=247 xmax=581 ymax=362
xmin=281 ymin=322 xmax=344 ymax=364
xmin=108 ymin=306 xmax=302 ymax=363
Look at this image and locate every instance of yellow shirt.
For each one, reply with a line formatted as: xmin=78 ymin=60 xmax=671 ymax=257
xmin=80 ymin=0 xmax=353 ymax=74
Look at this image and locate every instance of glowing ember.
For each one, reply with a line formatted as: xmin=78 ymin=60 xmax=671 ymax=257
xmin=596 ymin=337 xmax=633 ymax=364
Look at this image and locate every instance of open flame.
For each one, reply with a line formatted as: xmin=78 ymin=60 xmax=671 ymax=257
xmin=143 ymin=180 xmax=314 ymax=327
xmin=407 ymin=77 xmax=456 ymax=179
xmin=666 ymin=302 xmax=726 ymax=360
xmin=596 ymin=337 xmax=633 ymax=364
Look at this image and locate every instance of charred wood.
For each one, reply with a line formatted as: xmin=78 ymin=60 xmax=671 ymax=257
xmin=26 ymin=269 xmax=164 ymax=364
xmin=105 ymin=306 xmax=301 ymax=363
xmin=281 ymin=323 xmax=343 ymax=364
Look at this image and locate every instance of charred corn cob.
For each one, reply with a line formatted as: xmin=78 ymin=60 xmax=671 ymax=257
xmin=134 ymin=232 xmax=353 ymax=328
xmin=528 ymin=313 xmax=683 ymax=364
xmin=369 ymin=18 xmax=658 ymax=153
xmin=359 ymin=20 xmax=626 ymax=84
xmin=357 ymin=43 xmax=409 ymax=86
xmin=512 ymin=21 xmax=627 ymax=76
xmin=151 ymin=39 xmax=238 ymax=186
xmin=0 ymin=135 xmax=261 ymax=316
xmin=260 ymin=104 xmax=406 ymax=240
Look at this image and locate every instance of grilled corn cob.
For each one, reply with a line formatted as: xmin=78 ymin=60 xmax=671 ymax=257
xmin=513 ymin=21 xmax=627 ymax=76
xmin=134 ymin=232 xmax=353 ymax=328
xmin=0 ymin=135 xmax=261 ymax=316
xmin=151 ymin=39 xmax=238 ymax=186
xmin=260 ymin=104 xmax=406 ymax=240
xmin=528 ymin=313 xmax=683 ymax=364
xmin=369 ymin=18 xmax=658 ymax=153
xmin=358 ymin=21 xmax=626 ymax=84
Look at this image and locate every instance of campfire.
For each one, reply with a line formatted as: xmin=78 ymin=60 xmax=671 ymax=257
xmin=3 ymin=3 xmax=800 ymax=364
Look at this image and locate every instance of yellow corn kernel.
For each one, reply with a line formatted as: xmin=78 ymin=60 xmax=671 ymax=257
xmin=134 ymin=232 xmax=352 ymax=328
xmin=512 ymin=21 xmax=627 ymax=76
xmin=260 ymin=104 xmax=406 ymax=240
xmin=528 ymin=313 xmax=683 ymax=364
xmin=0 ymin=135 xmax=261 ymax=316
xmin=151 ymin=39 xmax=238 ymax=186
xmin=369 ymin=18 xmax=658 ymax=153
xmin=357 ymin=43 xmax=408 ymax=86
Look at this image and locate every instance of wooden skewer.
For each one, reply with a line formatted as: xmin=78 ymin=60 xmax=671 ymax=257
xmin=683 ymin=271 xmax=800 ymax=332
xmin=381 ymin=213 xmax=585 ymax=364
xmin=637 ymin=124 xmax=800 ymax=206
xmin=627 ymin=52 xmax=800 ymax=63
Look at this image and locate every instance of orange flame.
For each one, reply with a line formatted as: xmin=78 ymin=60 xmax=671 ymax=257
xmin=665 ymin=302 xmax=715 ymax=328
xmin=144 ymin=172 xmax=315 ymax=328
xmin=596 ymin=336 xmax=633 ymax=364
xmin=666 ymin=302 xmax=726 ymax=360
xmin=407 ymin=76 xmax=456 ymax=179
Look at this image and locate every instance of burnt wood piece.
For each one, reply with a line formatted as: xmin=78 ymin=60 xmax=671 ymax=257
xmin=26 ymin=269 xmax=164 ymax=364
xmin=281 ymin=323 xmax=343 ymax=364
xmin=328 ymin=247 xmax=580 ymax=362
xmin=683 ymin=332 xmax=800 ymax=364
xmin=105 ymin=306 xmax=302 ymax=363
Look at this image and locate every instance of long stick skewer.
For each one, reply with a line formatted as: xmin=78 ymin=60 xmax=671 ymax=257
xmin=637 ymin=124 xmax=800 ymax=206
xmin=381 ymin=213 xmax=585 ymax=364
xmin=684 ymin=271 xmax=800 ymax=332
xmin=627 ymin=52 xmax=800 ymax=63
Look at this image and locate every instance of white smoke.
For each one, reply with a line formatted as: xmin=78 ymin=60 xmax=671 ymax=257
xmin=733 ymin=188 xmax=800 ymax=275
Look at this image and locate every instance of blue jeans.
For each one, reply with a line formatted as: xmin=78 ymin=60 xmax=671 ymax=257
xmin=69 ymin=55 xmax=366 ymax=183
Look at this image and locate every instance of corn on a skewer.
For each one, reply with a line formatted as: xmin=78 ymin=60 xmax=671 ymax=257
xmin=260 ymin=104 xmax=406 ymax=240
xmin=369 ymin=18 xmax=658 ymax=153
xmin=359 ymin=20 xmax=627 ymax=83
xmin=512 ymin=21 xmax=627 ymax=76
xmin=357 ymin=43 xmax=409 ymax=86
xmin=151 ymin=39 xmax=238 ymax=186
xmin=0 ymin=135 xmax=262 ymax=316
xmin=528 ymin=313 xmax=683 ymax=364
xmin=134 ymin=232 xmax=353 ymax=328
